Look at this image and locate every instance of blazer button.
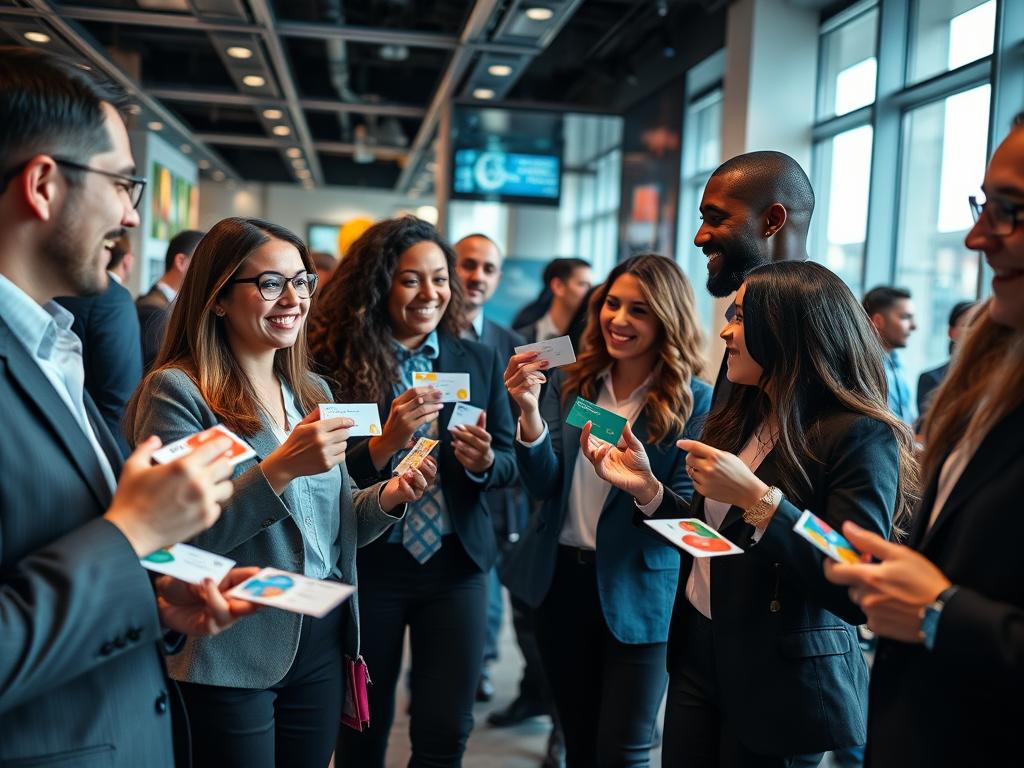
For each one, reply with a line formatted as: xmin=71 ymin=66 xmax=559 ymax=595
xmin=155 ymin=690 xmax=169 ymax=714
xmin=127 ymin=628 xmax=142 ymax=642
xmin=114 ymin=635 xmax=127 ymax=649
xmin=261 ymin=518 xmax=274 ymax=529
xmin=99 ymin=641 xmax=114 ymax=656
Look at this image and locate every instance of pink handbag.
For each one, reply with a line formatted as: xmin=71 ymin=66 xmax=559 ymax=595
xmin=342 ymin=655 xmax=371 ymax=732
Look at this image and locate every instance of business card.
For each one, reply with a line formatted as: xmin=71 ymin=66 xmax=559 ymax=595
xmin=565 ymin=396 xmax=627 ymax=444
xmin=792 ymin=510 xmax=861 ymax=564
xmin=227 ymin=567 xmax=355 ymax=618
xmin=393 ymin=436 xmax=439 ymax=476
xmin=447 ymin=402 xmax=484 ymax=432
xmin=644 ymin=518 xmax=744 ymax=558
xmin=151 ymin=424 xmax=256 ymax=466
xmin=319 ymin=403 xmax=383 ymax=437
xmin=514 ymin=335 xmax=577 ymax=368
xmin=141 ymin=543 xmax=236 ymax=585
xmin=413 ymin=371 xmax=471 ymax=402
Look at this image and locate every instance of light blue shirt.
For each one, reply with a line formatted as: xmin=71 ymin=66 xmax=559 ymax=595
xmin=0 ymin=274 xmax=116 ymax=493
xmin=270 ymin=378 xmax=343 ymax=579
xmin=884 ymin=351 xmax=916 ymax=425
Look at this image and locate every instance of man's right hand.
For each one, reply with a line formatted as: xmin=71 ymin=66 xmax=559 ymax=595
xmin=105 ymin=435 xmax=235 ymax=557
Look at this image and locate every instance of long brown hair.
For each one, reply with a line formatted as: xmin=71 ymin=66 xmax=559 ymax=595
xmin=922 ymin=300 xmax=1024 ymax=481
xmin=307 ymin=216 xmax=466 ymax=403
xmin=124 ymin=217 xmax=323 ymax=437
xmin=560 ymin=253 xmax=705 ymax=444
xmin=701 ymin=261 xmax=919 ymax=529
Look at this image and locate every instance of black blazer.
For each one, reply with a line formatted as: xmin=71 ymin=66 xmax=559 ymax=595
xmin=0 ymin=316 xmax=176 ymax=766
xmin=136 ymin=286 xmax=170 ymax=373
xmin=344 ymin=330 xmax=518 ymax=572
xmin=866 ymin=403 xmax=1024 ymax=768
xmin=57 ymin=278 xmax=143 ymax=456
xmin=915 ymin=361 xmax=948 ymax=418
xmin=653 ymin=410 xmax=897 ymax=756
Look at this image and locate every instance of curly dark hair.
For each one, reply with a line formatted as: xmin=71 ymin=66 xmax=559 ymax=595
xmin=307 ymin=215 xmax=466 ymax=402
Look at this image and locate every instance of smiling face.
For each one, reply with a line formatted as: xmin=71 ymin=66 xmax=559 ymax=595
xmin=695 ymin=173 xmax=770 ymax=297
xmin=720 ymin=283 xmax=765 ymax=386
xmin=216 ymin=238 xmax=309 ymax=357
xmin=966 ymin=126 xmax=1024 ymax=330
xmin=454 ymin=235 xmax=502 ymax=312
xmin=387 ymin=240 xmax=452 ymax=348
xmin=600 ymin=272 xmax=661 ymax=366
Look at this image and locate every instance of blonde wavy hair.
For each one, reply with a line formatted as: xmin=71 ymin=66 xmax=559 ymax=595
xmin=560 ymin=253 xmax=705 ymax=444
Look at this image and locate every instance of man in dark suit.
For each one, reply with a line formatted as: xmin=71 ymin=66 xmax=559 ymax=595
xmin=0 ymin=47 xmax=255 ymax=767
xmin=57 ymin=230 xmax=142 ymax=455
xmin=916 ymin=299 xmax=976 ymax=420
xmin=515 ymin=258 xmax=592 ymax=345
xmin=137 ymin=228 xmax=203 ymax=371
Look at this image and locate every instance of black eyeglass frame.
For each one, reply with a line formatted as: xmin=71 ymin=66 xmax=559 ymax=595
xmin=969 ymin=194 xmax=1024 ymax=237
xmin=0 ymin=156 xmax=147 ymax=209
xmin=228 ymin=270 xmax=319 ymax=301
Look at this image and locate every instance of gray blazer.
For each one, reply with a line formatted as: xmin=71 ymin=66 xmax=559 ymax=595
xmin=131 ymin=367 xmax=402 ymax=689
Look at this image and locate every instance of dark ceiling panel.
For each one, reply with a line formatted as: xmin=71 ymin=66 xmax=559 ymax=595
xmin=210 ymin=145 xmax=293 ymax=182
xmin=164 ymin=101 xmax=265 ymax=136
xmin=270 ymin=0 xmax=473 ymax=34
xmin=320 ymin=154 xmax=401 ymax=188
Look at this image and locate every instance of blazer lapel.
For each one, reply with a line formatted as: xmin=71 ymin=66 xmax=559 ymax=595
xmin=436 ymin=333 xmax=467 ymax=446
xmin=0 ymin=319 xmax=113 ymax=510
xmin=918 ymin=404 xmax=1024 ymax=552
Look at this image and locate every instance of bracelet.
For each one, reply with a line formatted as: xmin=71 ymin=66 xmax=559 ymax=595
xmin=742 ymin=486 xmax=782 ymax=527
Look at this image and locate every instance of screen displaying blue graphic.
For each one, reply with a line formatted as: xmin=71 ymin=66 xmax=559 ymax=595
xmin=452 ymin=149 xmax=561 ymax=204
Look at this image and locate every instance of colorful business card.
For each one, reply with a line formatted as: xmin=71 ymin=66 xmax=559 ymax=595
xmin=792 ymin=510 xmax=861 ymax=564
xmin=514 ymin=335 xmax=577 ymax=368
xmin=227 ymin=567 xmax=355 ymax=618
xmin=151 ymin=424 xmax=256 ymax=466
xmin=643 ymin=518 xmax=744 ymax=558
xmin=413 ymin=371 xmax=471 ymax=402
xmin=140 ymin=543 xmax=236 ymax=585
xmin=393 ymin=436 xmax=439 ymax=476
xmin=319 ymin=403 xmax=383 ymax=437
xmin=565 ymin=396 xmax=627 ymax=444
xmin=447 ymin=402 xmax=484 ymax=432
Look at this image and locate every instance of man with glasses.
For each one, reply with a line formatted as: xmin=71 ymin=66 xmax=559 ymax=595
xmin=0 ymin=47 xmax=257 ymax=767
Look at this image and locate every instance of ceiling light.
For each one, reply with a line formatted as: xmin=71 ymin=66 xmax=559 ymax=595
xmin=242 ymin=75 xmax=266 ymax=88
xmin=262 ymin=108 xmax=283 ymax=120
xmin=286 ymin=147 xmax=302 ymax=158
xmin=473 ymin=88 xmax=495 ymax=100
xmin=524 ymin=6 xmax=554 ymax=21
xmin=24 ymin=31 xmax=50 ymax=44
xmin=212 ymin=170 xmax=226 ymax=181
xmin=488 ymin=64 xmax=513 ymax=77
xmin=198 ymin=159 xmax=211 ymax=170
xmin=147 ymin=121 xmax=164 ymax=131
xmin=272 ymin=125 xmax=291 ymax=136
xmin=226 ymin=46 xmax=253 ymax=59
xmin=180 ymin=144 xmax=192 ymax=154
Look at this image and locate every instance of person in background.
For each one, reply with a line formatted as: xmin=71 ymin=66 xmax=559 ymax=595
xmin=0 ymin=45 xmax=257 ymax=768
xmin=137 ymin=228 xmax=204 ymax=371
xmin=515 ymin=258 xmax=592 ymax=344
xmin=863 ymin=286 xmax=918 ymax=425
xmin=916 ymin=300 xmax=976 ymax=418
xmin=824 ymin=111 xmax=1024 ymax=768
xmin=582 ymin=260 xmax=917 ymax=767
xmin=311 ymin=249 xmax=337 ymax=286
xmin=57 ymin=228 xmax=142 ymax=455
xmin=309 ymin=216 xmax=518 ymax=768
xmin=125 ymin=217 xmax=432 ymax=768
xmin=504 ymin=253 xmax=711 ymax=767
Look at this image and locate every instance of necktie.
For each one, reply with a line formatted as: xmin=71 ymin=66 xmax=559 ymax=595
xmin=401 ymin=417 xmax=444 ymax=563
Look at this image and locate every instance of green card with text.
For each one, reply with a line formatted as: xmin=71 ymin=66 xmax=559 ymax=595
xmin=566 ymin=396 xmax=627 ymax=444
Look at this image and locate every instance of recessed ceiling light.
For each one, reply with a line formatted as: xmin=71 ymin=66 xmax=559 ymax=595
xmin=147 ymin=121 xmax=164 ymax=131
xmin=262 ymin=108 xmax=283 ymax=120
xmin=212 ymin=170 xmax=226 ymax=181
xmin=286 ymin=147 xmax=302 ymax=158
xmin=198 ymin=159 xmax=211 ymax=169
xmin=473 ymin=88 xmax=495 ymax=100
xmin=488 ymin=64 xmax=513 ymax=77
xmin=524 ymin=6 xmax=554 ymax=21
xmin=226 ymin=46 xmax=253 ymax=59
xmin=242 ymin=75 xmax=266 ymax=87
xmin=272 ymin=125 xmax=291 ymax=136
xmin=24 ymin=31 xmax=50 ymax=44
xmin=180 ymin=144 xmax=192 ymax=154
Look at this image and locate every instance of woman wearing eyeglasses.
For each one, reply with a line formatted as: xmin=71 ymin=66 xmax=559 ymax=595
xmin=124 ymin=217 xmax=435 ymax=768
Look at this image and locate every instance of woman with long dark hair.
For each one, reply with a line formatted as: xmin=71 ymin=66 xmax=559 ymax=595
xmin=125 ymin=217 xmax=433 ymax=768
xmin=502 ymin=253 xmax=711 ymax=766
xmin=308 ymin=216 xmax=518 ymax=767
xmin=581 ymin=260 xmax=917 ymax=767
xmin=825 ymin=114 xmax=1024 ymax=767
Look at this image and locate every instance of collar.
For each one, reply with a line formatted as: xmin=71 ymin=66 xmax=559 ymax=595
xmin=107 ymin=271 xmax=123 ymax=285
xmin=156 ymin=281 xmax=176 ymax=303
xmin=471 ymin=311 xmax=485 ymax=340
xmin=0 ymin=273 xmax=74 ymax=362
xmin=536 ymin=312 xmax=561 ymax=341
xmin=392 ymin=328 xmax=440 ymax=361
xmin=598 ymin=367 xmax=652 ymax=405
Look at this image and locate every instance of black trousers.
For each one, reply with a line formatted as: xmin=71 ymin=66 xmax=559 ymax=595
xmin=337 ymin=537 xmax=488 ymax=768
xmin=662 ymin=601 xmax=823 ymax=768
xmin=535 ymin=546 xmax=668 ymax=768
xmin=178 ymin=607 xmax=345 ymax=768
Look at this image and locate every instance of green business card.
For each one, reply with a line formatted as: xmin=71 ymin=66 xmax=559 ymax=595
xmin=566 ymin=396 xmax=627 ymax=444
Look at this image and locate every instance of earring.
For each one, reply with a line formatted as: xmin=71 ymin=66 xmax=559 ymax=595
xmin=214 ymin=308 xmax=225 ymax=317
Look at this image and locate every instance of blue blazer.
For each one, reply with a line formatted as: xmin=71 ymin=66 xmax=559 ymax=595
xmin=345 ymin=330 xmax=518 ymax=572
xmin=501 ymin=369 xmax=713 ymax=645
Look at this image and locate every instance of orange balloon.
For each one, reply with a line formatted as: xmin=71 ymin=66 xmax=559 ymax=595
xmin=337 ymin=217 xmax=374 ymax=258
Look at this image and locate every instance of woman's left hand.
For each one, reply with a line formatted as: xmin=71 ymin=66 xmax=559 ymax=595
xmin=677 ymin=439 xmax=769 ymax=509
xmin=824 ymin=520 xmax=952 ymax=644
xmin=155 ymin=566 xmax=262 ymax=637
xmin=380 ymin=456 xmax=438 ymax=512
xmin=452 ymin=412 xmax=495 ymax=475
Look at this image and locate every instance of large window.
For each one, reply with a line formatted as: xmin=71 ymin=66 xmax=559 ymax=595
xmin=817 ymin=6 xmax=878 ymax=119
xmin=908 ymin=0 xmax=996 ymax=84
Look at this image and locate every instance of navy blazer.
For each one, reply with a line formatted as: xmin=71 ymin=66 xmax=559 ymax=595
xmin=57 ymin=278 xmax=143 ymax=457
xmin=654 ymin=410 xmax=897 ymax=756
xmin=345 ymin=330 xmax=518 ymax=572
xmin=501 ymin=369 xmax=713 ymax=644
xmin=0 ymin=316 xmax=175 ymax=767
xmin=867 ymin=403 xmax=1024 ymax=768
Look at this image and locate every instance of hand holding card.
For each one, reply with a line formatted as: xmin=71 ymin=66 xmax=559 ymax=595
xmin=566 ymin=396 xmax=627 ymax=444
xmin=320 ymin=403 xmax=383 ymax=437
xmin=793 ymin=510 xmax=862 ymax=564
xmin=152 ymin=424 xmax=256 ymax=466
xmin=141 ymin=542 xmax=236 ymax=585
xmin=513 ymin=335 xmax=576 ymax=368
xmin=413 ymin=371 xmax=471 ymax=402
xmin=227 ymin=567 xmax=355 ymax=618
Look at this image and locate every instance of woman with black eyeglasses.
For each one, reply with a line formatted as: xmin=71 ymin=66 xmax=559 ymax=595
xmin=125 ymin=217 xmax=435 ymax=768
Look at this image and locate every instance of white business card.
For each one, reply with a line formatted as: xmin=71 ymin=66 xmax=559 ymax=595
xmin=227 ymin=567 xmax=356 ymax=618
xmin=140 ymin=543 xmax=236 ymax=585
xmin=514 ymin=335 xmax=577 ymax=368
xmin=412 ymin=371 xmax=471 ymax=402
xmin=447 ymin=402 xmax=484 ymax=432
xmin=319 ymin=403 xmax=383 ymax=437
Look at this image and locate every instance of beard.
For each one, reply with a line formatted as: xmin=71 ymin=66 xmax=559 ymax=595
xmin=705 ymin=231 xmax=768 ymax=297
xmin=45 ymin=195 xmax=113 ymax=298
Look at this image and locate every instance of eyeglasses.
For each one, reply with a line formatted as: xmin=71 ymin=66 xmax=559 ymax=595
xmin=0 ymin=157 xmax=147 ymax=209
xmin=229 ymin=271 xmax=318 ymax=301
xmin=969 ymin=195 xmax=1024 ymax=237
